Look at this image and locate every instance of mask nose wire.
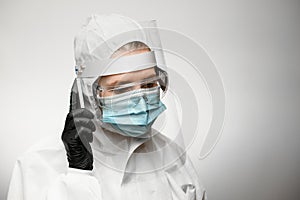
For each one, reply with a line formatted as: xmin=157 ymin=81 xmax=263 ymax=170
xmin=142 ymin=93 xmax=148 ymax=102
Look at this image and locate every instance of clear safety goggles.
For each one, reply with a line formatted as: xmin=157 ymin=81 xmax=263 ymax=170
xmin=96 ymin=71 xmax=167 ymax=98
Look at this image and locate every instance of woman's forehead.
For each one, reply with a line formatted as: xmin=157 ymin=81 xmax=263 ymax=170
xmin=99 ymin=67 xmax=156 ymax=87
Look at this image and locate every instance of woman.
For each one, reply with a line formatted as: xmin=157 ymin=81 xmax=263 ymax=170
xmin=7 ymin=14 xmax=206 ymax=200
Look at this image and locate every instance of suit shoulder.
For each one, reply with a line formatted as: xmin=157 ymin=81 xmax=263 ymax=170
xmin=16 ymin=135 xmax=67 ymax=172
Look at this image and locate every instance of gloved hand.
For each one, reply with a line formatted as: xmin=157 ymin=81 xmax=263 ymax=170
xmin=61 ymin=80 xmax=96 ymax=170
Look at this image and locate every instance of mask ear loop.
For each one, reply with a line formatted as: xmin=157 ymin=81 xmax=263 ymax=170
xmin=92 ymin=77 xmax=105 ymax=109
xmin=155 ymin=66 xmax=168 ymax=96
xmin=91 ymin=77 xmax=106 ymax=123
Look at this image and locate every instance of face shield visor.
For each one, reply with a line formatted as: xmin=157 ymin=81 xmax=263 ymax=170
xmin=71 ymin=17 xmax=189 ymax=174
xmin=72 ymin=14 xmax=225 ymax=176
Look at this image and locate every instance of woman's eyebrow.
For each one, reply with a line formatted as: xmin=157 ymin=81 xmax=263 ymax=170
xmin=106 ymin=74 xmax=156 ymax=87
xmin=114 ymin=74 xmax=157 ymax=86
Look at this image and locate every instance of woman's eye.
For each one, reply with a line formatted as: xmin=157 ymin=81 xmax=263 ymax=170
xmin=141 ymin=82 xmax=158 ymax=88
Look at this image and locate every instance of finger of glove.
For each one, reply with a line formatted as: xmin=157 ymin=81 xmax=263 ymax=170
xmin=80 ymin=134 xmax=93 ymax=155
xmin=75 ymin=126 xmax=93 ymax=143
xmin=72 ymin=108 xmax=94 ymax=119
xmin=74 ymin=117 xmax=96 ymax=132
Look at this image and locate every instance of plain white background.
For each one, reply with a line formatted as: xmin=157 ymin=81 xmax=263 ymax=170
xmin=1 ymin=0 xmax=300 ymax=199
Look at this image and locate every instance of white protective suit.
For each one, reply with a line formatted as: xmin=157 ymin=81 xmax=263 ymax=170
xmin=7 ymin=14 xmax=207 ymax=200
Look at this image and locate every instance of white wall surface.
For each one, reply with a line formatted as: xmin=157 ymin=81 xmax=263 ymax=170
xmin=0 ymin=0 xmax=299 ymax=199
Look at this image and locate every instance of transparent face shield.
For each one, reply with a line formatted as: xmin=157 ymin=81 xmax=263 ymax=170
xmin=72 ymin=20 xmax=225 ymax=174
xmin=71 ymin=25 xmax=190 ymax=175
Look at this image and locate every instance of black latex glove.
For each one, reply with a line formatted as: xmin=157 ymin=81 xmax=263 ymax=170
xmin=61 ymin=80 xmax=96 ymax=170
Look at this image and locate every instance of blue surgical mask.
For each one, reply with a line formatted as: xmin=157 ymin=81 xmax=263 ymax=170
xmin=98 ymin=86 xmax=166 ymax=137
